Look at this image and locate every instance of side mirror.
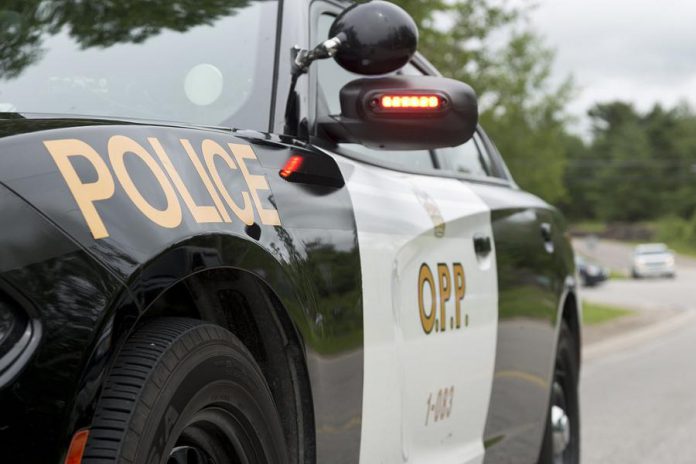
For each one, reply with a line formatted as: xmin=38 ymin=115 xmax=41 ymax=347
xmin=287 ymin=1 xmax=419 ymax=136
xmin=329 ymin=1 xmax=418 ymax=75
xmin=318 ymin=75 xmax=478 ymax=151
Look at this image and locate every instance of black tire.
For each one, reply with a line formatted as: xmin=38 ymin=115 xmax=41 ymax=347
xmin=538 ymin=321 xmax=580 ymax=464
xmin=82 ymin=318 xmax=287 ymax=464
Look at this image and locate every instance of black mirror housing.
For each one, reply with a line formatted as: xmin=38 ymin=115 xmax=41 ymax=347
xmin=329 ymin=1 xmax=418 ymax=75
xmin=318 ymin=76 xmax=479 ymax=151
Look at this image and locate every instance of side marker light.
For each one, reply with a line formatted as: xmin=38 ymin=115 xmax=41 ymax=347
xmin=65 ymin=429 xmax=89 ymax=464
xmin=280 ymin=155 xmax=304 ymax=178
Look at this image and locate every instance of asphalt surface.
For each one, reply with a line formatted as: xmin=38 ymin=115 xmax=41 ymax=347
xmin=574 ymin=238 xmax=696 ymax=311
xmin=572 ymin=239 xmax=696 ymax=463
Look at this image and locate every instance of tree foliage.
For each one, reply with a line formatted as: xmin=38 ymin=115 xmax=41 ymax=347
xmin=392 ymin=1 xmax=695 ymax=224
xmin=392 ymin=0 xmax=574 ymax=203
xmin=563 ymin=101 xmax=696 ymax=222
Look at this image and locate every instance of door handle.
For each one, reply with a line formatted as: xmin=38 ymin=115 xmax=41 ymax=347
xmin=540 ymin=222 xmax=552 ymax=241
xmin=473 ymin=234 xmax=492 ymax=256
xmin=540 ymin=222 xmax=554 ymax=253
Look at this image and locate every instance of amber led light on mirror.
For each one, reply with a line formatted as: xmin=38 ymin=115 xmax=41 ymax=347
xmin=370 ymin=93 xmax=448 ymax=114
xmin=381 ymin=95 xmax=441 ymax=109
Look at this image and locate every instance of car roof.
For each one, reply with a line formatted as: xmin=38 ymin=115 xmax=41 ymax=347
xmin=634 ymin=243 xmax=668 ymax=253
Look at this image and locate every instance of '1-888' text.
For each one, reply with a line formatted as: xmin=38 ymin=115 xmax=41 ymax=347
xmin=425 ymin=386 xmax=454 ymax=426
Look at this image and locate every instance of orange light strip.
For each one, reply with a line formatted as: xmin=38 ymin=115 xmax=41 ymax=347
xmin=380 ymin=95 xmax=441 ymax=109
xmin=65 ymin=429 xmax=89 ymax=464
xmin=280 ymin=155 xmax=304 ymax=178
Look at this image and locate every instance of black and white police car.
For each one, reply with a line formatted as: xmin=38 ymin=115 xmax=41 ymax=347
xmin=0 ymin=1 xmax=581 ymax=463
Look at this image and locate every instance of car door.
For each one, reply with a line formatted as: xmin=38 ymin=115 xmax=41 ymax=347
xmin=434 ymin=127 xmax=566 ymax=463
xmin=312 ymin=11 xmax=499 ymax=463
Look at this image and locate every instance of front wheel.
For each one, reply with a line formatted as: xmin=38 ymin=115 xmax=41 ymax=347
xmin=82 ymin=318 xmax=288 ymax=464
xmin=538 ymin=321 xmax=580 ymax=464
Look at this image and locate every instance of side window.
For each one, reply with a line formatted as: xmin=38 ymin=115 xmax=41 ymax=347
xmin=437 ymin=133 xmax=494 ymax=178
xmin=315 ymin=14 xmax=435 ymax=171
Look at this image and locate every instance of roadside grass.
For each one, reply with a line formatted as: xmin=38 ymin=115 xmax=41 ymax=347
xmin=661 ymin=241 xmax=696 ymax=259
xmin=608 ymin=269 xmax=628 ymax=280
xmin=583 ymin=300 xmax=634 ymax=325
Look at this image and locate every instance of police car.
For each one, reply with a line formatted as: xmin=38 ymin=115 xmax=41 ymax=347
xmin=0 ymin=1 xmax=581 ymax=463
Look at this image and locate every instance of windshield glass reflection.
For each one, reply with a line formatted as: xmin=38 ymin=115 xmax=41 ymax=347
xmin=0 ymin=1 xmax=277 ymax=129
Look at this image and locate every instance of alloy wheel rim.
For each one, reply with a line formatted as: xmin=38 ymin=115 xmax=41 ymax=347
xmin=551 ymin=377 xmax=572 ymax=464
xmin=167 ymin=406 xmax=260 ymax=464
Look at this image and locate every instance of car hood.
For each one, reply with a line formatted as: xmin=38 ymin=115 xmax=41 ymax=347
xmin=0 ymin=113 xmax=237 ymax=140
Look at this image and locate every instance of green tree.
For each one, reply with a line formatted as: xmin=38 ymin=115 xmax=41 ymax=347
xmin=565 ymin=101 xmax=696 ymax=222
xmin=643 ymin=103 xmax=696 ymax=218
xmin=559 ymin=133 xmax=592 ymax=219
xmin=588 ymin=102 xmax=658 ymax=221
xmin=392 ymin=0 xmax=574 ymax=204
xmin=479 ymin=32 xmax=574 ymax=203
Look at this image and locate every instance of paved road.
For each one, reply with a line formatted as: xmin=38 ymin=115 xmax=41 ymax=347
xmin=574 ymin=238 xmax=696 ymax=311
xmin=581 ymin=314 xmax=696 ymax=463
xmin=572 ymin=239 xmax=696 ymax=463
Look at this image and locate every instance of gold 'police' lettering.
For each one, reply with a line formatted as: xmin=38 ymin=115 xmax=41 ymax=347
xmin=179 ymin=138 xmax=233 ymax=223
xmin=44 ymin=139 xmax=115 ymax=239
xmin=203 ymin=140 xmax=254 ymax=226
xmin=108 ymin=135 xmax=183 ymax=229
xmin=229 ymin=143 xmax=281 ymax=226
xmin=148 ymin=137 xmax=222 ymax=224
xmin=418 ymin=262 xmax=466 ymax=334
xmin=43 ymin=135 xmax=282 ymax=239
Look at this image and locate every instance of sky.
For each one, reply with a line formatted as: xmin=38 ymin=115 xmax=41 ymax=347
xmin=526 ymin=0 xmax=696 ymax=132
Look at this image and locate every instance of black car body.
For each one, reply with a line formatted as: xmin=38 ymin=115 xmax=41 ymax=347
xmin=0 ymin=1 xmax=581 ymax=463
xmin=575 ymin=256 xmax=608 ymax=287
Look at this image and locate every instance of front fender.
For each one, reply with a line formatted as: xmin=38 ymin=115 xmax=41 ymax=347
xmin=0 ymin=182 xmax=123 ymax=463
xmin=0 ymin=119 xmax=363 ymax=462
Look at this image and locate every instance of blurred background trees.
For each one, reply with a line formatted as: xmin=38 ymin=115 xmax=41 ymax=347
xmin=562 ymin=101 xmax=696 ymax=249
xmin=393 ymin=0 xmax=575 ymax=204
xmin=392 ymin=0 xmax=696 ymax=250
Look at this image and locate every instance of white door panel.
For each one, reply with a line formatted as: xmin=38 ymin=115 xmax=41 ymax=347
xmin=331 ymin=154 xmax=498 ymax=464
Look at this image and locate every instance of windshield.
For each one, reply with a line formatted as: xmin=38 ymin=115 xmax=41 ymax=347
xmin=635 ymin=244 xmax=669 ymax=255
xmin=0 ymin=1 xmax=278 ymax=130
xmin=636 ymin=250 xmax=670 ymax=256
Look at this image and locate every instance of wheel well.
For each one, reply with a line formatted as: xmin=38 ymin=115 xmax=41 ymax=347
xmin=139 ymin=269 xmax=315 ymax=464
xmin=561 ymin=291 xmax=581 ymax=368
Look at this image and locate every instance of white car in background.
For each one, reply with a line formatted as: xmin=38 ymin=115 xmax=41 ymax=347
xmin=631 ymin=243 xmax=676 ymax=278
